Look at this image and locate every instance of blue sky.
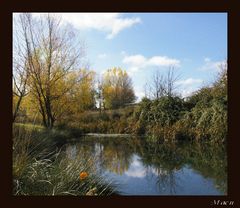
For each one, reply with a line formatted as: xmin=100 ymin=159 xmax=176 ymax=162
xmin=14 ymin=13 xmax=227 ymax=101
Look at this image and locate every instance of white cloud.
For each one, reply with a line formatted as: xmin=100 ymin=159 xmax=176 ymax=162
xmin=122 ymin=54 xmax=180 ymax=72
xmin=135 ymin=90 xmax=145 ymax=102
xmin=32 ymin=13 xmax=141 ymax=39
xmin=125 ymin=158 xmax=170 ymax=178
xmin=125 ymin=169 xmax=146 ymax=178
xmin=125 ymin=156 xmax=146 ymax=178
xmin=181 ymin=88 xmax=197 ymax=98
xmin=148 ymin=56 xmax=180 ymax=67
xmin=176 ymin=78 xmax=203 ymax=86
xmin=128 ymin=67 xmax=139 ymax=73
xmin=123 ymin=54 xmax=147 ymax=66
xmin=198 ymin=58 xmax=225 ymax=72
xmin=204 ymin=57 xmax=211 ymax=62
xmin=97 ymin=53 xmax=107 ymax=59
xmin=176 ymin=78 xmax=203 ymax=98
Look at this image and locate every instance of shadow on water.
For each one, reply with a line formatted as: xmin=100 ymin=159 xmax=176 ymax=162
xmin=63 ymin=136 xmax=227 ymax=195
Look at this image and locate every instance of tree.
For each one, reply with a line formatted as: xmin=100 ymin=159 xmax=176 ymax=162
xmin=13 ymin=13 xmax=85 ymax=128
xmin=12 ymin=60 xmax=30 ymax=122
xmin=145 ymin=66 xmax=180 ymax=100
xmin=102 ymin=68 xmax=136 ymax=109
xmin=66 ymin=69 xmax=96 ymax=114
xmin=76 ymin=69 xmax=96 ymax=111
xmin=146 ymin=70 xmax=165 ymax=99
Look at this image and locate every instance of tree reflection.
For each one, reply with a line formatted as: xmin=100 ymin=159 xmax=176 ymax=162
xmin=139 ymin=138 xmax=227 ymax=194
xmin=101 ymin=138 xmax=136 ymax=175
xmin=66 ymin=137 xmax=135 ymax=175
xmin=64 ymin=137 xmax=227 ymax=194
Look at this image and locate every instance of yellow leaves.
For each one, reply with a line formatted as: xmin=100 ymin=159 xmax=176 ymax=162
xmin=102 ymin=67 xmax=135 ymax=109
xmin=104 ymin=67 xmax=127 ymax=81
xmin=61 ymin=68 xmax=96 ymax=112
xmin=113 ymin=67 xmax=117 ymax=75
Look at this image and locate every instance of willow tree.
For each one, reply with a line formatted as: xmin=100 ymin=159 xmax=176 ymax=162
xmin=102 ymin=68 xmax=136 ymax=109
xmin=13 ymin=13 xmax=85 ymax=128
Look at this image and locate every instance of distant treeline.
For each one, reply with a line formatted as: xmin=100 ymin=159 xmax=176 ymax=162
xmin=64 ymin=64 xmax=227 ymax=143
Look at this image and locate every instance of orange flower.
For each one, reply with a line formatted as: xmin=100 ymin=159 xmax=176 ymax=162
xmin=79 ymin=172 xmax=88 ymax=180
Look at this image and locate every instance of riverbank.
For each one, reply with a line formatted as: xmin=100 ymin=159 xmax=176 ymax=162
xmin=12 ymin=123 xmax=118 ymax=196
xmin=13 ymin=121 xmax=227 ymax=195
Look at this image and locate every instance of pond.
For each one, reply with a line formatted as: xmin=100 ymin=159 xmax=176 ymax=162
xmin=63 ymin=136 xmax=227 ymax=195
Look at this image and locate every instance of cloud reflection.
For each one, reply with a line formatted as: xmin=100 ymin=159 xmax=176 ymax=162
xmin=125 ymin=154 xmax=170 ymax=178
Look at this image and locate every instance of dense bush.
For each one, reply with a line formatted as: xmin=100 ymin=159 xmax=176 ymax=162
xmin=179 ymin=67 xmax=227 ymax=143
xmin=138 ymin=96 xmax=185 ymax=125
xmin=132 ymin=96 xmax=187 ymax=139
xmin=178 ymin=97 xmax=227 ymax=142
xmin=131 ymin=66 xmax=227 ymax=143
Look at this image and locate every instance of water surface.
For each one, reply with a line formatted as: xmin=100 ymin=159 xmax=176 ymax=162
xmin=64 ymin=136 xmax=227 ymax=195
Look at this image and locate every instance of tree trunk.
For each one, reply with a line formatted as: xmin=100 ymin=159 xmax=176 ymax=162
xmin=13 ymin=94 xmax=23 ymax=122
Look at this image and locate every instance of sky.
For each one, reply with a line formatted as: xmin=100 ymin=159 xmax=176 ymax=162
xmin=14 ymin=13 xmax=227 ymax=101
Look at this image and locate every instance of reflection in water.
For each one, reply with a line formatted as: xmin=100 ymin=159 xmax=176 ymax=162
xmin=64 ymin=137 xmax=227 ymax=195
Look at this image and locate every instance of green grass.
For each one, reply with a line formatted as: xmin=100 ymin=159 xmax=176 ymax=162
xmin=13 ymin=152 xmax=117 ymax=196
xmin=14 ymin=122 xmax=45 ymax=131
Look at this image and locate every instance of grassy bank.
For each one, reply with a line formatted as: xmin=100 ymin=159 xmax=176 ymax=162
xmin=13 ymin=123 xmax=117 ymax=196
xmin=63 ymin=106 xmax=136 ymax=134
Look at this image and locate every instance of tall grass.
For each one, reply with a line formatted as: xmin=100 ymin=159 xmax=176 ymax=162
xmin=65 ymin=107 xmax=135 ymax=134
xmin=13 ymin=123 xmax=117 ymax=196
